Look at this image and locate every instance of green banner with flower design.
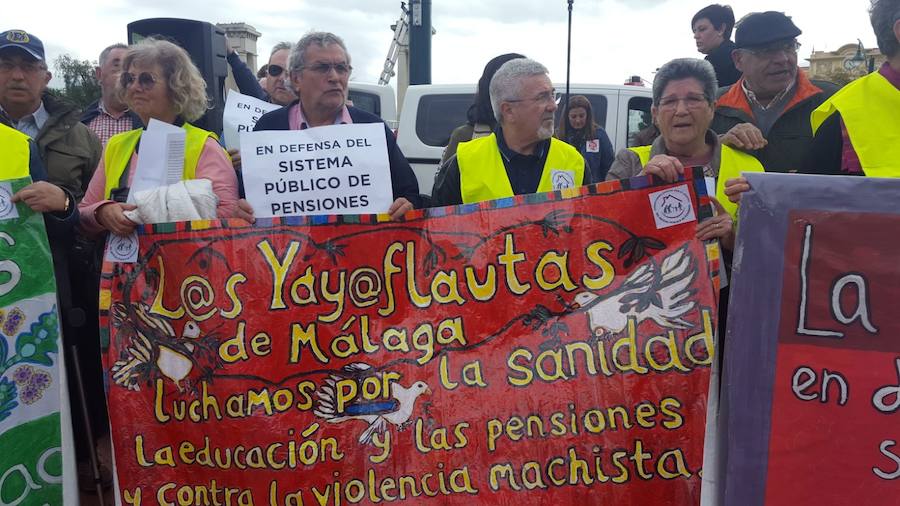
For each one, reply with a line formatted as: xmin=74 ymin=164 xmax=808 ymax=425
xmin=0 ymin=177 xmax=65 ymax=505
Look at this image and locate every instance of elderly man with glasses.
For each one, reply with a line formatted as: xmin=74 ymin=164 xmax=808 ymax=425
xmin=0 ymin=29 xmax=101 ymax=201
xmin=710 ymin=11 xmax=838 ymax=174
xmin=253 ymin=31 xmax=420 ymax=218
xmin=430 ymin=58 xmax=588 ymax=207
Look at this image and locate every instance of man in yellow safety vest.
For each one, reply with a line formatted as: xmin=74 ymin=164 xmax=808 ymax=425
xmin=807 ymin=0 xmax=900 ymax=176
xmin=430 ymin=58 xmax=588 ymax=206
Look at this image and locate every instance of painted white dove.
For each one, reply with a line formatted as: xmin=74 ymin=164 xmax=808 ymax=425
xmin=155 ymin=320 xmax=201 ymax=392
xmin=111 ymin=303 xmax=202 ymax=392
xmin=314 ymin=363 xmax=431 ymax=444
xmin=572 ymin=244 xmax=697 ymax=338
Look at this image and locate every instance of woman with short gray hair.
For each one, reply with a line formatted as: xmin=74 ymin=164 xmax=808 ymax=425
xmin=606 ymin=57 xmax=764 ymax=250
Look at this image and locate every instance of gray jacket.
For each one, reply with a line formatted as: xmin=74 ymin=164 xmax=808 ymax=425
xmin=606 ymin=130 xmax=723 ymax=181
xmin=35 ymin=93 xmax=102 ymax=201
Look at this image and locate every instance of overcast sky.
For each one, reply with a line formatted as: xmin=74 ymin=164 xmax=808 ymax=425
xmin=6 ymin=0 xmax=877 ymax=90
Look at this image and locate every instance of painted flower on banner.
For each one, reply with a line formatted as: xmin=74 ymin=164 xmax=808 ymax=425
xmin=2 ymin=307 xmax=25 ymax=337
xmin=10 ymin=365 xmax=52 ymax=405
xmin=11 ymin=364 xmax=33 ymax=384
xmin=0 ymin=307 xmax=60 ymax=421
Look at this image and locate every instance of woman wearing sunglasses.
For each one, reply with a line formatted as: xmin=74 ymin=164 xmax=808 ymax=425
xmin=79 ymin=38 xmax=240 ymax=237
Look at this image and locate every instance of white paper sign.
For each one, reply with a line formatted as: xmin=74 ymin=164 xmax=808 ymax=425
xmin=105 ymin=119 xmax=186 ymax=263
xmin=0 ymin=182 xmax=20 ymax=221
xmin=127 ymin=119 xmax=186 ymax=200
xmin=648 ymin=183 xmax=697 ymax=230
xmin=223 ymin=91 xmax=280 ymax=150
xmin=241 ymin=123 xmax=393 ymax=218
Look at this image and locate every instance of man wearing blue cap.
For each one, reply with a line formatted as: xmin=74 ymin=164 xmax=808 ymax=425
xmin=0 ymin=29 xmax=100 ymax=200
xmin=711 ymin=12 xmax=839 ymax=174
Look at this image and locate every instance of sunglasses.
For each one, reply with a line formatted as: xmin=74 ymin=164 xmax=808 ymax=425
xmin=267 ymin=64 xmax=285 ymax=77
xmin=120 ymin=71 xmax=159 ymax=90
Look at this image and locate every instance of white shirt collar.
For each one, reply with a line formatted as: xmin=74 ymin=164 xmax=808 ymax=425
xmin=0 ymin=101 xmax=48 ymax=137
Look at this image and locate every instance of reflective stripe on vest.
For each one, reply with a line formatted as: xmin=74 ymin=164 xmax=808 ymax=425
xmin=811 ymin=72 xmax=900 ymax=178
xmin=457 ymin=133 xmax=585 ymax=204
xmin=0 ymin=124 xmax=32 ymax=180
xmin=627 ymin=144 xmax=763 ymax=219
xmin=102 ymin=123 xmax=218 ymax=199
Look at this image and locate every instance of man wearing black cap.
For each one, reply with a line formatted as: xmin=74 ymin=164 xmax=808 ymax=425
xmin=0 ymin=29 xmax=101 ymax=200
xmin=711 ymin=11 xmax=839 ymax=173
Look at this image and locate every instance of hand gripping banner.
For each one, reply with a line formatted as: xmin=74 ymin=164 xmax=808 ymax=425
xmin=101 ymin=172 xmax=719 ymax=506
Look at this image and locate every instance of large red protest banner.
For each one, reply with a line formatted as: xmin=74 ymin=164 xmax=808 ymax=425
xmin=100 ymin=176 xmax=718 ymax=505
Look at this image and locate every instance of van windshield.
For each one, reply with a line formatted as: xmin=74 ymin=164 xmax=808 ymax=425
xmin=416 ymin=94 xmax=475 ymax=147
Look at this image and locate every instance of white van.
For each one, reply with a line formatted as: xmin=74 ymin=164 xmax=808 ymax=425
xmin=348 ymin=83 xmax=398 ymax=130
xmin=397 ymin=84 xmax=653 ymax=196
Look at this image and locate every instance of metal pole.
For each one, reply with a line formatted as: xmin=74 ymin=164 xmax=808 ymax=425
xmin=409 ymin=0 xmax=432 ymax=85
xmin=565 ymin=0 xmax=574 ymax=126
xmin=68 ymin=343 xmax=107 ymax=505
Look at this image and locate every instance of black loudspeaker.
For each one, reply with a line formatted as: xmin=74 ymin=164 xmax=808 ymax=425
xmin=127 ymin=18 xmax=227 ymax=134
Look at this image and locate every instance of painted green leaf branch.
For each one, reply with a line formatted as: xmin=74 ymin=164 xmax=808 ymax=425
xmin=13 ymin=309 xmax=59 ymax=367
xmin=0 ymin=377 xmax=17 ymax=422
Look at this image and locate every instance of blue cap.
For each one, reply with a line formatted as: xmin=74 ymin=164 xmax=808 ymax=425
xmin=0 ymin=30 xmax=45 ymax=61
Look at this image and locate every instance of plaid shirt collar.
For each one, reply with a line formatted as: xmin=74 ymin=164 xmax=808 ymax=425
xmin=741 ymin=77 xmax=796 ymax=112
xmin=98 ymin=99 xmax=130 ymax=119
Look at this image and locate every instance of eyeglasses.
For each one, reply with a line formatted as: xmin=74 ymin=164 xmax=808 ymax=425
xmin=657 ymin=94 xmax=710 ymax=110
xmin=300 ymin=62 xmax=353 ymax=75
xmin=267 ymin=64 xmax=284 ymax=77
xmin=508 ymin=91 xmax=561 ymax=106
xmin=120 ymin=71 xmax=159 ymax=90
xmin=746 ymin=40 xmax=801 ymax=57
xmin=0 ymin=60 xmax=46 ymax=74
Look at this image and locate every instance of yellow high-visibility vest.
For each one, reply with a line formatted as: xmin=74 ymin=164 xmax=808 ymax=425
xmin=0 ymin=123 xmax=32 ymax=180
xmin=102 ymin=123 xmax=219 ymax=199
xmin=457 ymin=133 xmax=585 ymax=204
xmin=811 ymin=71 xmax=900 ymax=178
xmin=628 ymin=144 xmax=764 ymax=219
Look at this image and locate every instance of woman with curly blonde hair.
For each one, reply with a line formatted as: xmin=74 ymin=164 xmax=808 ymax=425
xmin=79 ymin=38 xmax=240 ymax=236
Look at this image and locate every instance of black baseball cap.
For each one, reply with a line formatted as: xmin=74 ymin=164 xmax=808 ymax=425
xmin=734 ymin=12 xmax=802 ymax=49
xmin=0 ymin=30 xmax=45 ymax=61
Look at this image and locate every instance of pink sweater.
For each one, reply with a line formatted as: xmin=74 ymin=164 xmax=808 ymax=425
xmin=79 ymin=137 xmax=240 ymax=237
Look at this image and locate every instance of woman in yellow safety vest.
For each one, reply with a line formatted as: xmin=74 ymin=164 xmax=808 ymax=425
xmin=606 ymin=58 xmax=764 ymax=251
xmin=78 ymin=38 xmax=240 ymax=237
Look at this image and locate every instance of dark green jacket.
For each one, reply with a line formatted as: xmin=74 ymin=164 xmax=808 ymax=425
xmin=711 ymin=73 xmax=840 ymax=173
xmin=35 ymin=93 xmax=102 ymax=201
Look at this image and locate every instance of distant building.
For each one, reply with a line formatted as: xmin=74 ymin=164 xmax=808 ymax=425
xmin=217 ymin=22 xmax=261 ymax=93
xmin=807 ymin=43 xmax=886 ymax=80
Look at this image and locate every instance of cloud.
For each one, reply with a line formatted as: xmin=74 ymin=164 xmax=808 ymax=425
xmin=6 ymin=0 xmax=881 ymax=92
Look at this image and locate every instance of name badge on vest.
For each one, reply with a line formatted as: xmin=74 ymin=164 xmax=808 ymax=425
xmin=585 ymin=139 xmax=600 ymax=153
xmin=550 ymin=169 xmax=576 ymax=190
